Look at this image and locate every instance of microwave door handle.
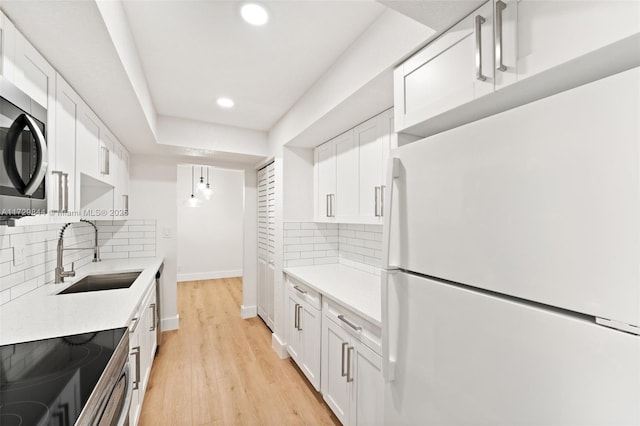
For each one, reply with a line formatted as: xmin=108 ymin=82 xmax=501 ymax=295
xmin=23 ymin=114 xmax=48 ymax=196
xmin=2 ymin=114 xmax=48 ymax=196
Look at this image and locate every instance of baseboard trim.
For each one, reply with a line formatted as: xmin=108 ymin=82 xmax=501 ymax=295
xmin=161 ymin=314 xmax=180 ymax=331
xmin=177 ymin=270 xmax=243 ymax=282
xmin=272 ymin=333 xmax=289 ymax=359
xmin=241 ymin=304 xmax=257 ymax=319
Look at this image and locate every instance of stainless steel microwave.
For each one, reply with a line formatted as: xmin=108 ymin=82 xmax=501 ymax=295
xmin=0 ymin=77 xmax=48 ymax=223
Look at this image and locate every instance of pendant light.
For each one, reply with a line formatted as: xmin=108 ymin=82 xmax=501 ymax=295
xmin=197 ymin=166 xmax=206 ymax=192
xmin=187 ymin=166 xmax=200 ymax=207
xmin=202 ymin=167 xmax=213 ymax=200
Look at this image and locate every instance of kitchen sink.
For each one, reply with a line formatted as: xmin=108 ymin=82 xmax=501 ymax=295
xmin=58 ymin=271 xmax=142 ymax=295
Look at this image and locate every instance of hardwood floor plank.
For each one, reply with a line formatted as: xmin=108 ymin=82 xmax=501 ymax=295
xmin=138 ymin=278 xmax=340 ymax=426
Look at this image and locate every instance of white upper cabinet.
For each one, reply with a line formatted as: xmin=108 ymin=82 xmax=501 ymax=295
xmin=395 ymin=0 xmax=640 ymax=136
xmin=510 ymin=0 xmax=640 ymax=85
xmin=52 ymin=74 xmax=80 ymax=215
xmin=314 ymin=109 xmax=393 ymax=224
xmin=394 ymin=2 xmax=494 ymax=133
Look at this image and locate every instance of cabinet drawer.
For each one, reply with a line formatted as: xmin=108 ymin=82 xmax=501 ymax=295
xmin=323 ymin=299 xmax=381 ymax=356
xmin=286 ymin=275 xmax=321 ymax=310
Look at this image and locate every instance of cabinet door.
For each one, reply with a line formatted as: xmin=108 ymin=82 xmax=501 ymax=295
xmin=14 ymin=36 xmax=52 ymax=109
xmin=147 ymin=288 xmax=158 ymax=368
xmin=0 ymin=13 xmax=17 ymax=81
xmin=99 ymin=129 xmax=116 ymax=186
xmin=53 ymin=75 xmax=79 ymax=214
xmin=266 ymin=260 xmax=275 ymax=329
xmin=287 ymin=292 xmax=303 ymax=363
xmin=351 ymin=343 xmax=384 ymax=426
xmin=394 ymin=2 xmax=493 ymax=133
xmin=315 ymin=141 xmax=336 ymax=221
xmin=335 ymin=129 xmax=358 ymax=221
xmin=321 ymin=317 xmax=351 ymax=424
xmin=356 ymin=117 xmax=384 ymax=222
xmin=257 ymin=256 xmax=268 ymax=323
xmin=76 ymin=104 xmax=101 ymax=181
xmin=129 ymin=320 xmax=142 ymax=426
xmin=300 ymin=305 xmax=321 ymax=391
xmin=515 ymin=0 xmax=640 ymax=83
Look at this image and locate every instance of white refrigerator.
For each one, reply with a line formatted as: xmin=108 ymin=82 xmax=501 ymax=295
xmin=382 ymin=67 xmax=640 ymax=425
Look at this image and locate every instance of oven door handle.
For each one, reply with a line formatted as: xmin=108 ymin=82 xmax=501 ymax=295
xmin=3 ymin=113 xmax=48 ymax=196
xmin=116 ymin=363 xmax=132 ymax=426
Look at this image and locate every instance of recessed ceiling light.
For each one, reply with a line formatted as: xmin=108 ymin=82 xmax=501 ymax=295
xmin=216 ymin=97 xmax=235 ymax=108
xmin=241 ymin=3 xmax=269 ymax=26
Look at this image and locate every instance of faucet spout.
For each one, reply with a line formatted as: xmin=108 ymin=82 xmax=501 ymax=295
xmin=55 ymin=220 xmax=101 ymax=284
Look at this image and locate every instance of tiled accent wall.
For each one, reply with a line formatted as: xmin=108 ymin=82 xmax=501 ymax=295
xmin=95 ymin=219 xmax=156 ymax=260
xmin=283 ymin=222 xmax=339 ymax=267
xmin=0 ymin=219 xmax=156 ymax=306
xmin=338 ymin=224 xmax=383 ymax=274
xmin=282 ymin=222 xmax=383 ymax=274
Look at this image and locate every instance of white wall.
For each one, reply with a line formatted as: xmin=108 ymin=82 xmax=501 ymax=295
xmin=241 ymin=168 xmax=257 ymax=319
xmin=283 ymin=147 xmax=314 ymax=222
xmin=176 ymin=165 xmax=244 ymax=281
xmin=129 ymin=155 xmax=179 ymax=331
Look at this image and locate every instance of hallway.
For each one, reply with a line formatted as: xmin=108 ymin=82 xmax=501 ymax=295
xmin=138 ymin=278 xmax=339 ymax=425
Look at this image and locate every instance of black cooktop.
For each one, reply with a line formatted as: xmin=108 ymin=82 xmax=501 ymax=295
xmin=0 ymin=327 xmax=127 ymax=426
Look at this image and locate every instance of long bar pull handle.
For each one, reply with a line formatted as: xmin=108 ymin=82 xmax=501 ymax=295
xmin=131 ymin=346 xmax=141 ymax=390
xmin=374 ymin=186 xmax=380 ymax=217
xmin=129 ymin=317 xmax=140 ymax=333
xmin=150 ymin=303 xmax=156 ymax=331
xmin=326 ymin=194 xmax=330 ymax=217
xmin=101 ymin=146 xmax=110 ymax=175
xmin=495 ymin=0 xmax=507 ymax=72
xmin=293 ymin=285 xmax=307 ymax=295
xmin=297 ymin=305 xmax=303 ymax=331
xmin=338 ymin=314 xmax=362 ymax=331
xmin=380 ymin=185 xmax=385 ymax=217
xmin=294 ymin=303 xmax=299 ymax=330
xmin=475 ymin=15 xmax=487 ymax=81
xmin=330 ymin=194 xmax=335 ymax=217
xmin=341 ymin=342 xmax=348 ymax=377
xmin=52 ymin=171 xmax=64 ymax=213
xmin=63 ymin=173 xmax=69 ymax=213
xmin=346 ymin=346 xmax=354 ymax=383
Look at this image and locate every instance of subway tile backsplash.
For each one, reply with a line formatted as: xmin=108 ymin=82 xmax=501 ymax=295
xmin=0 ymin=219 xmax=156 ymax=306
xmin=283 ymin=222 xmax=382 ymax=274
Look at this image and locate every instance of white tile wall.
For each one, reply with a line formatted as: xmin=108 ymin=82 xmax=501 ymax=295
xmin=282 ymin=222 xmax=383 ymax=274
xmin=338 ymin=223 xmax=383 ymax=274
xmin=283 ymin=222 xmax=339 ymax=267
xmin=0 ymin=219 xmax=156 ymax=306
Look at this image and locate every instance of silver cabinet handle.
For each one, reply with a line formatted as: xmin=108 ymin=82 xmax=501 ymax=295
xmin=122 ymin=194 xmax=128 ymax=214
xmin=293 ymin=285 xmax=307 ymax=295
xmin=338 ymin=314 xmax=362 ymax=331
xmin=495 ymin=0 xmax=507 ymax=72
xmin=294 ymin=303 xmax=299 ymax=329
xmin=52 ymin=171 xmax=64 ymax=213
xmin=297 ymin=305 xmax=303 ymax=331
xmin=129 ymin=316 xmax=140 ymax=333
xmin=332 ymin=194 xmax=336 ymax=217
xmin=374 ymin=186 xmax=380 ymax=217
xmin=63 ymin=173 xmax=69 ymax=212
xmin=380 ymin=185 xmax=385 ymax=217
xmin=149 ymin=303 xmax=156 ymax=331
xmin=341 ymin=342 xmax=348 ymax=377
xmin=346 ymin=346 xmax=354 ymax=383
xmin=101 ymin=146 xmax=110 ymax=175
xmin=131 ymin=346 xmax=141 ymax=390
xmin=326 ymin=194 xmax=330 ymax=217
xmin=475 ymin=14 xmax=487 ymax=81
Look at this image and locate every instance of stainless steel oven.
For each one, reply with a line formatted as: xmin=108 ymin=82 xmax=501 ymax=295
xmin=0 ymin=327 xmax=131 ymax=426
xmin=0 ymin=76 xmax=48 ymax=222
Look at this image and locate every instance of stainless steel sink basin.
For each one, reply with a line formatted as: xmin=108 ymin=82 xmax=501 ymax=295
xmin=58 ymin=271 xmax=142 ymax=295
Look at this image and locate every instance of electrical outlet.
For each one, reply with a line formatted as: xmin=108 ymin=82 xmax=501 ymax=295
xmin=162 ymin=227 xmax=171 ymax=238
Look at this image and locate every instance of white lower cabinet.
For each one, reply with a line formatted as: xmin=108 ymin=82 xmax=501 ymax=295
xmin=128 ymin=280 xmax=158 ymax=426
xmin=286 ymin=278 xmax=321 ymax=391
xmin=321 ymin=300 xmax=383 ymax=426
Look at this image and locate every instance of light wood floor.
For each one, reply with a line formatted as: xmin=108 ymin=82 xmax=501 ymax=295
xmin=138 ymin=278 xmax=340 ymax=426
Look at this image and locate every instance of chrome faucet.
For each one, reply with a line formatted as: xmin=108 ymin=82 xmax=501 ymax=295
xmin=55 ymin=219 xmax=101 ymax=283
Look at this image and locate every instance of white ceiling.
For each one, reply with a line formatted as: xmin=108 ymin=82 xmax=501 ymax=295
xmin=122 ymin=1 xmax=385 ymax=132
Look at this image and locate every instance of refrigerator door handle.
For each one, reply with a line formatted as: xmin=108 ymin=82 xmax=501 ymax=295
xmin=382 ymin=269 xmax=398 ymax=382
xmin=382 ymin=157 xmax=401 ymax=269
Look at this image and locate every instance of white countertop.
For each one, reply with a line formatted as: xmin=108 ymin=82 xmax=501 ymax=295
xmin=0 ymin=257 xmax=163 ymax=346
xmin=283 ymin=264 xmax=381 ymax=326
